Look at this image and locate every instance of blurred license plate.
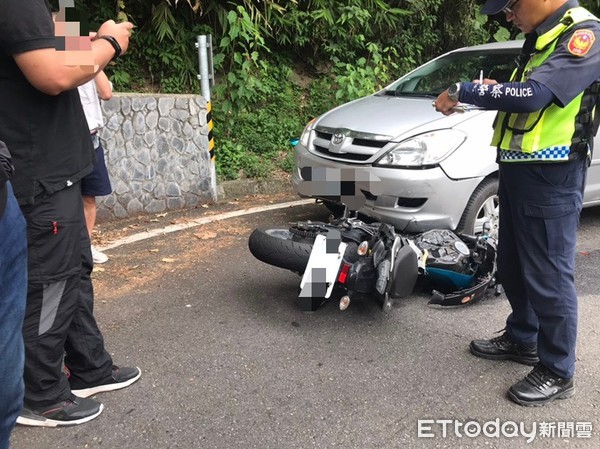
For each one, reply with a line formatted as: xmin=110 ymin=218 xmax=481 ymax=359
xmin=299 ymin=234 xmax=347 ymax=299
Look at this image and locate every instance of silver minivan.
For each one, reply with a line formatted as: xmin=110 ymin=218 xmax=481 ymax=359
xmin=292 ymin=40 xmax=600 ymax=235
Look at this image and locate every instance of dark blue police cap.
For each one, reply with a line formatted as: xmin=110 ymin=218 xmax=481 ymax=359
xmin=481 ymin=0 xmax=511 ymax=15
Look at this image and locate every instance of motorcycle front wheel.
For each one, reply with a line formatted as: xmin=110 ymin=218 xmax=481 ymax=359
xmin=248 ymin=228 xmax=315 ymax=274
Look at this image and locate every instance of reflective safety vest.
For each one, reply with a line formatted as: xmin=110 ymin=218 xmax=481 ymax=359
xmin=492 ymin=7 xmax=600 ymax=159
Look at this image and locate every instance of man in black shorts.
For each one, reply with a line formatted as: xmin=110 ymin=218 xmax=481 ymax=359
xmin=79 ymin=71 xmax=113 ymax=264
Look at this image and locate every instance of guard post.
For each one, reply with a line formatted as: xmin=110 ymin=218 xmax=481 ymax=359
xmin=196 ymin=34 xmax=216 ymax=197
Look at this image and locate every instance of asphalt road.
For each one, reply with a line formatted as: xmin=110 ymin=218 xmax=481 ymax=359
xmin=9 ymin=200 xmax=600 ymax=449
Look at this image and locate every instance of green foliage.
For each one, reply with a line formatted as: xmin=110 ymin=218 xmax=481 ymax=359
xmin=305 ymin=77 xmax=338 ymax=119
xmin=212 ymin=55 xmax=312 ymax=180
xmin=333 ymin=43 xmax=399 ymax=103
xmin=152 ymin=2 xmax=177 ymax=42
xmin=493 ymin=26 xmax=514 ymax=43
xmin=131 ymin=23 xmax=203 ymax=93
xmin=581 ymin=0 xmax=600 ymax=15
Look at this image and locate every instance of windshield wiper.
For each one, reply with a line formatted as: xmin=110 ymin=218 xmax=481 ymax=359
xmin=382 ymin=90 xmax=438 ymax=98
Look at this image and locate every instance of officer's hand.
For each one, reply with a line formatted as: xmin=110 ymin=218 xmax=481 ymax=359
xmin=96 ymin=20 xmax=134 ymax=54
xmin=473 ymin=78 xmax=499 ymax=85
xmin=433 ymin=90 xmax=458 ymax=116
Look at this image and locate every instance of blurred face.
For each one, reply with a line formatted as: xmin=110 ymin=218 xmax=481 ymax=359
xmin=53 ymin=6 xmax=93 ymax=66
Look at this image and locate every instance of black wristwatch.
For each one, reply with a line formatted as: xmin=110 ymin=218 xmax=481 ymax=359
xmin=447 ymin=82 xmax=461 ymax=102
xmin=97 ymin=35 xmax=122 ymax=61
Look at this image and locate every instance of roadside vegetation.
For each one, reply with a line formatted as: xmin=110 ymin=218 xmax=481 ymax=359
xmin=63 ymin=1 xmax=600 ymax=180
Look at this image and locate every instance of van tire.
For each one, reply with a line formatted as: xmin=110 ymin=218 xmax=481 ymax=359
xmin=456 ymin=178 xmax=499 ymax=236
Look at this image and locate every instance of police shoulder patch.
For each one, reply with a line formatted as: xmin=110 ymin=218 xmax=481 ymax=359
xmin=567 ymin=29 xmax=596 ymax=56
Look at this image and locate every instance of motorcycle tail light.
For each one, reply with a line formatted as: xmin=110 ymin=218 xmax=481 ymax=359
xmin=357 ymin=241 xmax=369 ymax=256
xmin=337 ymin=263 xmax=351 ymax=284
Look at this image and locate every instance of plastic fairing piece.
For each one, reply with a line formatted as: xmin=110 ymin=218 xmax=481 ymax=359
xmin=388 ymin=244 xmax=419 ymax=299
xmin=428 ymin=272 xmax=494 ymax=307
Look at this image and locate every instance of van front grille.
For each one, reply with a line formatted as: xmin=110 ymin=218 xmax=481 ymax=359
xmin=311 ymin=127 xmax=391 ymax=163
xmin=313 ymin=145 xmax=372 ymax=162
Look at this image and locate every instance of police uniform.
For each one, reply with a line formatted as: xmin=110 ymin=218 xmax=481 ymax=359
xmin=448 ymin=0 xmax=600 ymax=405
xmin=494 ymin=4 xmax=600 ymax=381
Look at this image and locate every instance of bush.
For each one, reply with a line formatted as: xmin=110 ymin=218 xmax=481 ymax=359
xmin=213 ymin=58 xmax=328 ymax=180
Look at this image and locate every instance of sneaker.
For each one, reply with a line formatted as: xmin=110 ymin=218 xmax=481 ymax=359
xmin=507 ymin=363 xmax=574 ymax=406
xmin=470 ymin=332 xmax=539 ymax=365
xmin=70 ymin=366 xmax=141 ymax=398
xmin=91 ymin=245 xmax=109 ymax=264
xmin=16 ymin=395 xmax=103 ymax=427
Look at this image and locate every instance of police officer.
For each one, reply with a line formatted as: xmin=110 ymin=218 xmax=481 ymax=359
xmin=435 ymin=0 xmax=600 ymax=406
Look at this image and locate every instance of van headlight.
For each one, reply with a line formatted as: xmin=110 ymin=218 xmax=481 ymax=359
xmin=374 ymin=129 xmax=466 ymax=167
xmin=299 ymin=118 xmax=317 ymax=147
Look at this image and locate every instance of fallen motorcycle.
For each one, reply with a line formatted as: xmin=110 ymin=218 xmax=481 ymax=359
xmin=248 ymin=207 xmax=500 ymax=312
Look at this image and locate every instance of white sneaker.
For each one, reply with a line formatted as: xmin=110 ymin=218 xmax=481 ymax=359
xmin=91 ymin=246 xmax=109 ymax=264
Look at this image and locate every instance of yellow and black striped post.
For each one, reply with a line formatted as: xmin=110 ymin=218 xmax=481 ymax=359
xmin=207 ymin=100 xmax=214 ymax=162
xmin=197 ymin=34 xmax=217 ymax=199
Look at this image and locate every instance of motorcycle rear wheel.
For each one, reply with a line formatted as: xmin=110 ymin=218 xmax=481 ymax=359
xmin=248 ymin=228 xmax=315 ymax=273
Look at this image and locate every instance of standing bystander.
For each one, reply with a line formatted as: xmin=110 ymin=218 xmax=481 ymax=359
xmin=0 ymin=140 xmax=27 ymax=448
xmin=0 ymin=0 xmax=141 ymax=427
xmin=79 ymin=70 xmax=113 ymax=264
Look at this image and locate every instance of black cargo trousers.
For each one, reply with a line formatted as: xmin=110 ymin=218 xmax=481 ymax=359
xmin=20 ymin=182 xmax=113 ymax=407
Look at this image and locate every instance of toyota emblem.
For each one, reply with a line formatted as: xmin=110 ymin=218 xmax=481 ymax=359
xmin=332 ymin=133 xmax=345 ymax=145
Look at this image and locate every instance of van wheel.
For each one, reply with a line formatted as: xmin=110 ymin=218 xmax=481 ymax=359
xmin=456 ymin=178 xmax=499 ymax=237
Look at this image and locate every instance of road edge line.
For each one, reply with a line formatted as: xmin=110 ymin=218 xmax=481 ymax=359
xmin=98 ymin=199 xmax=315 ymax=251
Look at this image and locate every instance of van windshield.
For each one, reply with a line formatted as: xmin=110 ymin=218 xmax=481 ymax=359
xmin=383 ymin=49 xmax=520 ymax=98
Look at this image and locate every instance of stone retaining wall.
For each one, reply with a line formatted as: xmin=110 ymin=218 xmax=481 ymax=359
xmin=96 ymin=93 xmax=216 ymax=222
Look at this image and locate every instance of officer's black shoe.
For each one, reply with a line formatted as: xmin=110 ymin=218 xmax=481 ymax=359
xmin=470 ymin=332 xmax=539 ymax=365
xmin=507 ymin=363 xmax=574 ymax=407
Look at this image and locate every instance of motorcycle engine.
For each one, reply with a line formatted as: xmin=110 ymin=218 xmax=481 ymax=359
xmin=414 ymin=229 xmax=473 ymax=275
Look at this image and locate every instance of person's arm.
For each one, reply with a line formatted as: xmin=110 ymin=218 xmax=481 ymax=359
xmin=458 ymin=80 xmax=555 ymax=112
xmin=94 ymin=70 xmax=113 ymax=101
xmin=435 ymin=79 xmax=555 ymax=116
xmin=13 ymin=20 xmax=132 ymax=96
